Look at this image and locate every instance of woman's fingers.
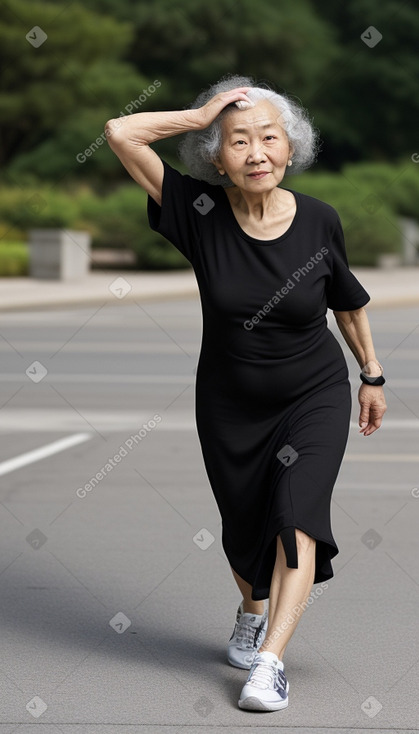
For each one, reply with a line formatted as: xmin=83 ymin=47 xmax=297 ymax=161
xmin=360 ymin=416 xmax=383 ymax=436
xmin=198 ymin=87 xmax=254 ymax=127
xmin=358 ymin=385 xmax=387 ymax=436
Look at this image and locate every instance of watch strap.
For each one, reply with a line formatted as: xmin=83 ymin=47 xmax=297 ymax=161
xmin=360 ymin=372 xmax=386 ymax=386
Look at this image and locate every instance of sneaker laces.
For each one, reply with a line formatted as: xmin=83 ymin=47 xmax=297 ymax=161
xmin=248 ymin=660 xmax=282 ymax=690
xmin=233 ymin=620 xmax=259 ymax=649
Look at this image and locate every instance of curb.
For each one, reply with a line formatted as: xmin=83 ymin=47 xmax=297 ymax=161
xmin=0 ymin=287 xmax=200 ymax=312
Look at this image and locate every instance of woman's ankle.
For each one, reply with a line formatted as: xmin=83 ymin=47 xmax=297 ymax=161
xmin=258 ymin=642 xmax=285 ymax=660
xmin=242 ymin=599 xmax=265 ymax=615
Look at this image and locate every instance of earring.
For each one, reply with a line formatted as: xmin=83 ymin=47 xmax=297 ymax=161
xmin=287 ymin=160 xmax=293 ymax=166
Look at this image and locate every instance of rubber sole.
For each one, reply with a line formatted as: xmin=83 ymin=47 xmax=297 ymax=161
xmin=238 ymin=680 xmax=290 ymax=711
xmin=238 ymin=695 xmax=288 ymax=711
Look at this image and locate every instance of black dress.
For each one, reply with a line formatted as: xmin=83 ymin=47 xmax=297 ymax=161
xmin=147 ymin=159 xmax=370 ymax=601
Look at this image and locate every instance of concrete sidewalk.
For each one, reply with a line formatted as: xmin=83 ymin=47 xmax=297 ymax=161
xmin=0 ymin=266 xmax=418 ymax=311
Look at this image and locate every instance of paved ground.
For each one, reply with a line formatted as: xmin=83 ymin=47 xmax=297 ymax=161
xmin=0 ymin=295 xmax=418 ymax=732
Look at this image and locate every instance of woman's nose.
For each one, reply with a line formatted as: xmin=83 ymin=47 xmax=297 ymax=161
xmin=247 ymin=144 xmax=266 ymax=162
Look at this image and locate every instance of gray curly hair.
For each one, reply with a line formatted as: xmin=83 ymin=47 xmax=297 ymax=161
xmin=177 ymin=73 xmax=320 ymax=187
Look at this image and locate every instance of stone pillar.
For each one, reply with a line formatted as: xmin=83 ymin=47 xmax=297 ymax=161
xmin=399 ymin=217 xmax=419 ymax=266
xmin=28 ymin=229 xmax=91 ymax=279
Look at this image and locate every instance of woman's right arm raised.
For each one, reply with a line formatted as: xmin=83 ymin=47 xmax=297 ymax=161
xmin=104 ymin=87 xmax=254 ymax=206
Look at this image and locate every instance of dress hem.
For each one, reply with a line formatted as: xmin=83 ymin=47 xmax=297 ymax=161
xmin=225 ymin=522 xmax=338 ymax=602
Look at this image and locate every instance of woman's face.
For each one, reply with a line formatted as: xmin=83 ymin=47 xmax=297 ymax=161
xmin=213 ymin=99 xmax=293 ymax=191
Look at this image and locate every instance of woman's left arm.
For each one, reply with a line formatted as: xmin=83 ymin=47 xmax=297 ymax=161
xmin=333 ymin=307 xmax=387 ymax=437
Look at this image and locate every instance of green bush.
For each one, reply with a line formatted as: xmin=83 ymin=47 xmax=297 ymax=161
xmin=0 ymin=182 xmax=189 ymax=271
xmin=0 ymin=242 xmax=28 ymax=276
xmin=77 ymin=184 xmax=190 ymax=269
xmin=1 ymin=159 xmax=417 ymax=271
xmin=342 ymin=160 xmax=419 ymax=220
xmin=288 ymin=161 xmax=416 ymax=266
xmin=0 ymin=187 xmax=79 ymax=229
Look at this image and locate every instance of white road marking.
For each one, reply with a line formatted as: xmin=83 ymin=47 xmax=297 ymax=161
xmin=349 ymin=420 xmax=419 ymax=429
xmin=0 ymin=433 xmax=92 ymax=476
xmin=351 ymin=416 xmax=419 ymax=431
xmin=0 ymin=342 xmax=200 ymax=353
xmin=0 ymin=414 xmax=418 ymax=432
xmin=0 ymin=373 xmax=194 ymax=383
xmin=337 ymin=482 xmax=416 ymax=491
xmin=0 ymin=411 xmax=195 ymax=432
xmin=0 ymin=372 xmax=419 ymax=390
xmin=344 ymin=453 xmax=419 ymax=462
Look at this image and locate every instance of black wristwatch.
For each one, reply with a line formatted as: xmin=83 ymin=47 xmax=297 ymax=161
xmin=360 ymin=360 xmax=385 ymax=386
xmin=360 ymin=372 xmax=386 ymax=386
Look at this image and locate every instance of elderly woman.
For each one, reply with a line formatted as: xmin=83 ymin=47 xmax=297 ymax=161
xmin=105 ymin=74 xmax=387 ymax=713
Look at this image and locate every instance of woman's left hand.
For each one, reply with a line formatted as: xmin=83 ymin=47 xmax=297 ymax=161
xmin=358 ymin=384 xmax=387 ymax=436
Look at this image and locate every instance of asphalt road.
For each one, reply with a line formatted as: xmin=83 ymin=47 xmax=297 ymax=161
xmin=0 ymin=298 xmax=418 ymax=732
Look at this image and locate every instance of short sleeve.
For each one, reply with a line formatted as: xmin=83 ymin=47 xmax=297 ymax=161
xmin=147 ymin=158 xmax=206 ymax=265
xmin=326 ymin=214 xmax=370 ymax=311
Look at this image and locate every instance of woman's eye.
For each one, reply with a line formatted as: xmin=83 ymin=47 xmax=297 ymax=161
xmin=234 ymin=136 xmax=276 ymax=145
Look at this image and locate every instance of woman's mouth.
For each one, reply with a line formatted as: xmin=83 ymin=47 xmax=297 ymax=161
xmin=247 ymin=172 xmax=269 ymax=179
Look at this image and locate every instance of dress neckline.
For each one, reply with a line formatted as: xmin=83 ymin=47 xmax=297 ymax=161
xmin=220 ymin=186 xmax=300 ymax=245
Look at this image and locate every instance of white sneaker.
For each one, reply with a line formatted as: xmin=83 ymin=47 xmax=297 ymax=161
xmin=227 ymin=601 xmax=268 ymax=669
xmin=238 ymin=650 xmax=289 ymax=711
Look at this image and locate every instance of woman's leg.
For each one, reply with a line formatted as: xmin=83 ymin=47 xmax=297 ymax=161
xmin=230 ymin=566 xmax=265 ymax=615
xmin=258 ymin=529 xmax=316 ymax=660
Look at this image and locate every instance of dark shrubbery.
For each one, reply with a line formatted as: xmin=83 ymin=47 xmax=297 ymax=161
xmin=0 ymin=159 xmax=417 ymax=275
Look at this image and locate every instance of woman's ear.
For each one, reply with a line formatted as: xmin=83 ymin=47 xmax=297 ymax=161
xmin=211 ymin=156 xmax=225 ymax=176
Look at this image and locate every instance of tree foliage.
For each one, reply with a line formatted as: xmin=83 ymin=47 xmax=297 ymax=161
xmin=0 ymin=0 xmax=418 ymax=181
xmin=0 ymin=0 xmax=148 ymax=177
xmin=310 ymin=0 xmax=419 ymax=166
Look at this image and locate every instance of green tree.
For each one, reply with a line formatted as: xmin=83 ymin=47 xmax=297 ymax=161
xmin=310 ymin=0 xmax=419 ymax=166
xmin=0 ymin=0 xmax=149 ymax=179
xmin=85 ymin=0 xmax=339 ymax=106
xmin=100 ymin=0 xmax=418 ymax=168
xmin=3 ymin=0 xmax=417 ymax=181
xmin=83 ymin=0 xmax=341 ymax=173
